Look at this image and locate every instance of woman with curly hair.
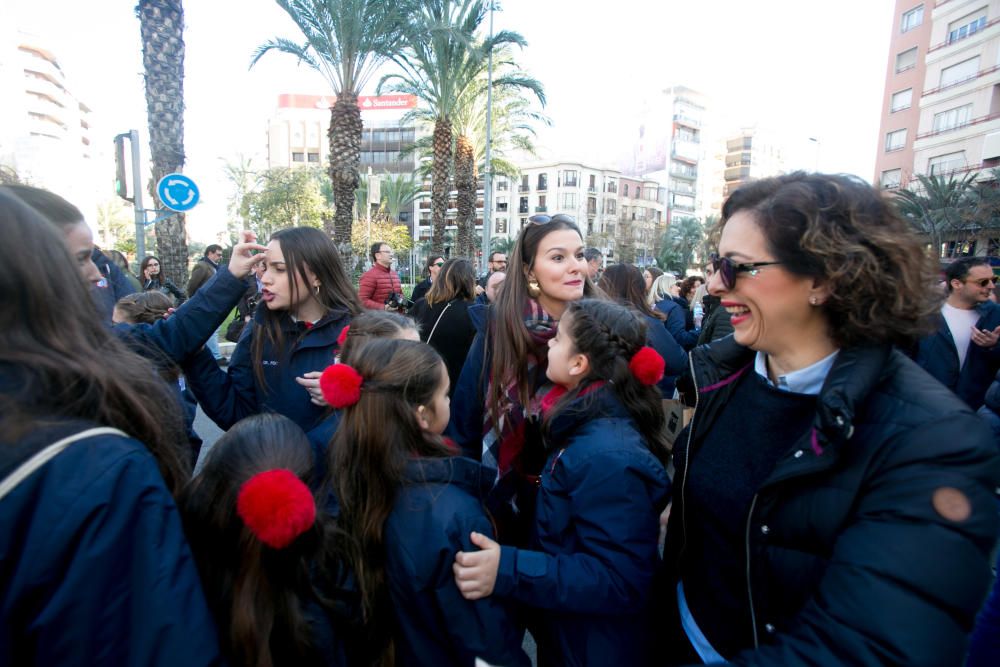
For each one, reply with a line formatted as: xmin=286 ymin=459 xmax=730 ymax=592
xmin=655 ymin=173 xmax=1000 ymax=665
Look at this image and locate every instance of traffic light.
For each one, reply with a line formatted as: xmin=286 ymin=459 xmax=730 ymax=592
xmin=113 ymin=134 xmax=131 ymax=202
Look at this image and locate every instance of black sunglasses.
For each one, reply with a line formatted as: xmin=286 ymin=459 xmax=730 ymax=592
xmin=965 ymin=277 xmax=997 ymax=288
xmin=710 ymin=253 xmax=782 ymax=290
xmin=528 ymin=213 xmax=576 ymax=225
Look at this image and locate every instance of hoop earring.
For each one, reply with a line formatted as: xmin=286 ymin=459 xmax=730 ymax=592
xmin=527 ymin=279 xmax=541 ymax=298
xmin=314 ymin=284 xmax=321 ymax=297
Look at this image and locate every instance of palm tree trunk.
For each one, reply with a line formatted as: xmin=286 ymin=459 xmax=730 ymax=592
xmin=431 ymin=116 xmax=453 ymax=256
xmin=454 ymin=134 xmax=475 ymax=259
xmin=329 ymin=95 xmax=362 ymax=274
xmin=137 ymin=0 xmax=188 ymax=284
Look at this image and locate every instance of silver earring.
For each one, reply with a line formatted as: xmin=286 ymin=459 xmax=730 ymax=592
xmin=809 ymin=296 xmax=818 ymax=305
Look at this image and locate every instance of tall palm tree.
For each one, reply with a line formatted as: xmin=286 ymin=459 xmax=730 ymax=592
xmin=380 ymin=172 xmax=422 ymax=223
xmin=252 ymin=0 xmax=407 ymax=270
xmin=137 ymin=0 xmax=189 ymax=283
xmin=895 ymin=172 xmax=979 ymax=258
xmin=450 ymin=51 xmax=545 ymax=257
xmin=379 ymin=0 xmax=527 ymax=255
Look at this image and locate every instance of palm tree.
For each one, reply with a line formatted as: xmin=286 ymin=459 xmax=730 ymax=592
xmin=252 ymin=0 xmax=407 ymax=270
xmin=137 ymin=0 xmax=189 ymax=283
xmin=895 ymin=172 xmax=979 ymax=258
xmin=450 ymin=52 xmax=546 ymax=257
xmin=380 ymin=172 xmax=422 ymax=223
xmin=379 ymin=0 xmax=528 ymax=255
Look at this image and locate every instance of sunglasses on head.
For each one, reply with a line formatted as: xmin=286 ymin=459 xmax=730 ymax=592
xmin=709 ymin=253 xmax=783 ymax=290
xmin=528 ymin=213 xmax=576 ymax=225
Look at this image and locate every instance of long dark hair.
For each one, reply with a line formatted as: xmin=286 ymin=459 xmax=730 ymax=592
xmin=0 ymin=187 xmax=189 ymax=494
xmin=488 ymin=218 xmax=600 ymax=419
xmin=115 ymin=292 xmax=181 ymax=383
xmin=599 ymin=264 xmax=665 ymax=320
xmin=179 ymin=414 xmax=351 ymax=667
xmin=425 ymin=258 xmax=476 ymax=306
xmin=547 ymin=299 xmax=670 ymax=465
xmin=251 ymin=227 xmax=364 ymax=390
xmin=330 ymin=339 xmax=451 ymax=660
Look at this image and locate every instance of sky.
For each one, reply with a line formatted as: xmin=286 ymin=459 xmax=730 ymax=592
xmin=9 ymin=0 xmax=895 ymax=242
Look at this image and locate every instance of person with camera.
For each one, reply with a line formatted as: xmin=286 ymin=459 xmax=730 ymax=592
xmin=359 ymin=241 xmax=402 ymax=311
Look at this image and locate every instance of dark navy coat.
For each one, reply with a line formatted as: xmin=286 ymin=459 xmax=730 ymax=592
xmin=494 ymin=388 xmax=670 ymax=666
xmin=643 ymin=313 xmax=687 ymax=397
xmin=655 ymin=297 xmax=699 ymax=350
xmin=385 ymin=457 xmax=530 ymax=667
xmin=915 ymin=301 xmax=1000 ymax=409
xmin=0 ymin=421 xmax=223 ymax=665
xmin=183 ymin=305 xmax=350 ymax=433
xmin=447 ymin=304 xmax=497 ymax=459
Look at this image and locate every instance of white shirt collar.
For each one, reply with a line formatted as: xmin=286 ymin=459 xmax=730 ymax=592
xmin=754 ymin=349 xmax=839 ymax=395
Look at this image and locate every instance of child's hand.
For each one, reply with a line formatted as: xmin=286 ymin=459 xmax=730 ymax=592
xmin=295 ymin=371 xmax=328 ymax=406
xmin=453 ymin=531 xmax=500 ymax=600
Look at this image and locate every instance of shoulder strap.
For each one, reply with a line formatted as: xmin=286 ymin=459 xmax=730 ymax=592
xmin=426 ymin=302 xmax=453 ymax=345
xmin=0 ymin=427 xmax=128 ymax=502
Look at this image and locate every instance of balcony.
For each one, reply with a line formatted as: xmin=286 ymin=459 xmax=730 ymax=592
xmin=928 ymin=16 xmax=995 ymax=55
xmin=519 ymin=206 xmax=529 ymax=214
xmin=518 ymin=184 xmax=529 ymax=192
xmin=535 ymin=205 xmax=548 ymax=213
xmin=923 ymin=64 xmax=1000 ymax=97
xmin=917 ymin=112 xmax=1000 ymax=140
xmin=673 ymin=113 xmax=700 ymax=128
xmin=587 ymin=186 xmax=597 ymax=194
xmin=562 ymin=179 xmax=578 ymax=188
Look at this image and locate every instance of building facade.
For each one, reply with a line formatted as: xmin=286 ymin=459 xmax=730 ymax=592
xmin=875 ymin=0 xmax=1000 ymax=188
xmin=723 ymin=126 xmax=789 ymax=197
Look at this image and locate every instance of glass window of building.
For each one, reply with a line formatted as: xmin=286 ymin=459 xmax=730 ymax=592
xmin=932 ymin=104 xmax=973 ymax=133
xmin=890 ymin=88 xmax=912 ymax=112
xmin=896 ymin=47 xmax=918 ymax=73
xmin=885 ymin=129 xmax=907 ymax=152
xmin=940 ymin=56 xmax=980 ymax=87
xmin=901 ymin=5 xmax=924 ymax=33
xmin=880 ymin=169 xmax=902 ymax=188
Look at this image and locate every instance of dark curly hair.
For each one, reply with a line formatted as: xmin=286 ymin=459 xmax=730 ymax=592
xmin=721 ymin=172 xmax=940 ymax=348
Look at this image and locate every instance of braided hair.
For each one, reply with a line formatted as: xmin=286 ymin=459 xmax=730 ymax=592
xmin=547 ymin=299 xmax=669 ymax=465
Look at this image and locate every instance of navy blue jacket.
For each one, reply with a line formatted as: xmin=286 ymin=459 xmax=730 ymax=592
xmin=968 ymin=549 xmax=1000 ymax=667
xmin=494 ymin=388 xmax=670 ymax=666
xmin=91 ymin=247 xmax=138 ymax=324
xmin=655 ymin=297 xmax=699 ymax=350
xmin=643 ymin=313 xmax=687 ymax=397
xmin=385 ymin=457 xmax=530 ymax=667
xmin=915 ymin=301 xmax=1000 ymax=409
xmin=447 ymin=304 xmax=495 ymax=459
xmin=0 ymin=421 xmax=223 ymax=665
xmin=183 ymin=305 xmax=351 ymax=433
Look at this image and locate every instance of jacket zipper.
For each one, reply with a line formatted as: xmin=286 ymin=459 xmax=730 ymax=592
xmin=679 ymin=352 xmax=700 ymax=560
xmin=745 ymin=493 xmax=760 ymax=649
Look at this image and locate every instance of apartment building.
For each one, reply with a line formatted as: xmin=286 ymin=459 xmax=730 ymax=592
xmin=266 ymin=93 xmax=420 ymax=175
xmin=875 ymin=0 xmax=1000 ymax=188
xmin=723 ymin=126 xmax=789 ymax=196
xmin=0 ymin=31 xmax=97 ymax=215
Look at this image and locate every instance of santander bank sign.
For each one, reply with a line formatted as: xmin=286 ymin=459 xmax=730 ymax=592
xmin=277 ymin=93 xmax=417 ymax=111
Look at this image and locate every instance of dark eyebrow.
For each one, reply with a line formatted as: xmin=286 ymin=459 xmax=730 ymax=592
xmin=268 ymin=260 xmax=286 ymax=266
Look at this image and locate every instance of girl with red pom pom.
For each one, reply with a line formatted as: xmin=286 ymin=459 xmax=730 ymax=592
xmin=178 ymin=413 xmax=365 ymax=667
xmin=452 ymin=298 xmax=671 ymax=666
xmin=323 ymin=338 xmax=529 ymax=667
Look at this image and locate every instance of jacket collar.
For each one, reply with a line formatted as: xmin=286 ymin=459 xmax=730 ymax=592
xmin=402 ymin=456 xmax=495 ymax=498
xmin=544 ymin=384 xmax=628 ymax=444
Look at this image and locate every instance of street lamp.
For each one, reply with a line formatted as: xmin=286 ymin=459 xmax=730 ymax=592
xmin=808 ymin=137 xmax=821 ymax=172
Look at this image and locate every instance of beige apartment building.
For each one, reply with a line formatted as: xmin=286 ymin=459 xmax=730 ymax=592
xmin=876 ymin=0 xmax=1000 ymax=188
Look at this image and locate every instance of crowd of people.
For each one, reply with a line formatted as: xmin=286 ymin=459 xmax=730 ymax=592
xmin=2 ymin=172 xmax=1000 ymax=666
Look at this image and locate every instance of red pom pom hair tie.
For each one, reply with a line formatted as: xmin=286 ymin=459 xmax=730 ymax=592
xmin=336 ymin=325 xmax=350 ymax=348
xmin=237 ymin=469 xmax=317 ymax=549
xmin=629 ymin=346 xmax=665 ymax=386
xmin=320 ymin=363 xmax=364 ymax=408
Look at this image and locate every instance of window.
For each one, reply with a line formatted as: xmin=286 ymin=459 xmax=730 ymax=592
xmin=495 ymin=196 xmax=508 ymax=212
xmin=537 ymin=195 xmax=547 ymax=212
xmin=588 ymin=174 xmax=597 ymax=192
xmin=623 ymin=184 xmax=629 ymax=196
xmin=891 ymin=88 xmax=913 ymax=112
xmin=928 ymin=151 xmax=967 ymax=175
xmin=880 ymin=169 xmax=902 ymax=189
xmin=497 ymin=179 xmax=508 ymax=191
xmin=587 ymin=197 xmax=597 ymax=215
xmin=901 ymin=5 xmax=924 ymax=33
xmin=520 ymin=175 xmax=529 ymax=192
xmin=307 ymin=152 xmax=320 ymax=163
xmin=560 ymin=170 xmax=578 ymax=187
xmin=605 ymin=199 xmax=616 ymax=214
xmin=291 ymin=152 xmax=305 ymax=162
xmin=932 ymin=104 xmax=973 ymax=132
xmin=495 ymin=217 xmax=507 ymax=234
xmin=948 ymin=10 xmax=988 ymax=44
xmin=606 ymin=178 xmax=617 ymax=193
xmin=561 ymin=193 xmax=577 ymax=209
xmin=519 ymin=196 xmax=529 ymax=213
xmin=885 ymin=129 xmax=907 ymax=152
xmin=940 ymin=56 xmax=980 ymax=88
xmin=896 ymin=47 xmax=918 ymax=73
xmin=537 ymin=173 xmax=548 ymax=191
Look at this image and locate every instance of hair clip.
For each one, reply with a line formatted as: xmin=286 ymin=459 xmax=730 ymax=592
xmin=320 ymin=363 xmax=363 ymax=408
xmin=336 ymin=325 xmax=351 ymax=348
xmin=237 ymin=469 xmax=316 ymax=549
xmin=629 ymin=346 xmax=665 ymax=386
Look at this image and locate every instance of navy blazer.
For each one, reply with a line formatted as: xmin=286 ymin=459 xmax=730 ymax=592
xmin=385 ymin=457 xmax=530 ymax=667
xmin=183 ymin=305 xmax=350 ymax=433
xmin=494 ymin=388 xmax=670 ymax=666
xmin=915 ymin=301 xmax=1000 ymax=409
xmin=0 ymin=422 xmax=223 ymax=665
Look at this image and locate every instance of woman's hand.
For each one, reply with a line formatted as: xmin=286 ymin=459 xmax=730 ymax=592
xmin=453 ymin=531 xmax=500 ymax=600
xmin=295 ymin=371 xmax=328 ymax=406
xmin=228 ymin=230 xmax=268 ymax=278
